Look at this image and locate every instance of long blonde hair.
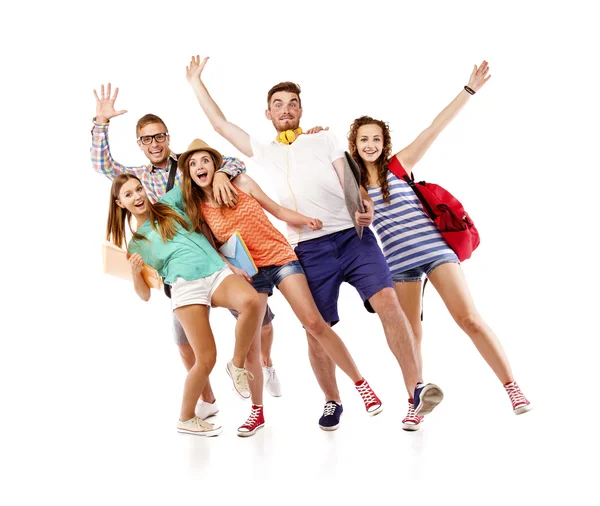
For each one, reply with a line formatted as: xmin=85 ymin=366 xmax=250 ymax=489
xmin=106 ymin=174 xmax=190 ymax=248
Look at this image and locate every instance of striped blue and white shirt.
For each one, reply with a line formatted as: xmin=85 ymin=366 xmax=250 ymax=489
xmin=368 ymin=171 xmax=457 ymax=275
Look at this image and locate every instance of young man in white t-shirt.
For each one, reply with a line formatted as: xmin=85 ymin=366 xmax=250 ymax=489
xmin=185 ymin=55 xmax=444 ymax=430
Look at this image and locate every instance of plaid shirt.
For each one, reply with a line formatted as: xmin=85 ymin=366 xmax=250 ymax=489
xmin=90 ymin=120 xmax=246 ymax=203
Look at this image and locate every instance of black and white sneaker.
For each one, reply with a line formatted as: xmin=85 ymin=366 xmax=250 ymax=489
xmin=319 ymin=401 xmax=343 ymax=431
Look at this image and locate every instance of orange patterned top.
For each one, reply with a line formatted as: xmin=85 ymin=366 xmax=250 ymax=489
xmin=201 ymin=187 xmax=297 ymax=268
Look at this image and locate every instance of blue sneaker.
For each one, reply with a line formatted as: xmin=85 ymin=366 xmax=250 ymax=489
xmin=413 ymin=383 xmax=444 ymax=416
xmin=319 ymin=401 xmax=343 ymax=431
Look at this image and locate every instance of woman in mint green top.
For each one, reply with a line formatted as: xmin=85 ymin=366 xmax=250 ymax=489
xmin=127 ymin=198 xmax=224 ymax=285
xmin=106 ymin=174 xmax=263 ymax=437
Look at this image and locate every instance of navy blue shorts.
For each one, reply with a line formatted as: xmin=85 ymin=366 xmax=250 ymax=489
xmin=294 ymin=227 xmax=393 ymax=324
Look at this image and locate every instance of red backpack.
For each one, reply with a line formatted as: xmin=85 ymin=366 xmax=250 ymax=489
xmin=387 ymin=156 xmax=480 ymax=262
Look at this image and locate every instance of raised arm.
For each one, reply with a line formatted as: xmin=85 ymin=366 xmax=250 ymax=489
xmin=235 ymin=175 xmax=322 ymax=230
xmin=396 ymin=61 xmax=491 ymax=174
xmin=186 ymin=55 xmax=254 ymax=157
xmin=91 ymin=83 xmax=146 ymax=180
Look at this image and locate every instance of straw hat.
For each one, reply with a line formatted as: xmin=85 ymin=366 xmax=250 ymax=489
xmin=177 ymin=138 xmax=223 ymax=172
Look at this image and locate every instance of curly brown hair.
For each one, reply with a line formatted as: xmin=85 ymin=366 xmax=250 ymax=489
xmin=348 ymin=116 xmax=393 ymax=204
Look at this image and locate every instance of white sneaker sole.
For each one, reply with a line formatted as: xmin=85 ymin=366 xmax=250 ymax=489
xmin=402 ymin=420 xmax=422 ymax=431
xmin=266 ymin=386 xmax=282 ymax=397
xmin=195 ymin=403 xmax=220 ymax=420
xmin=367 ymin=404 xmax=384 ymax=416
xmin=177 ymin=426 xmax=223 ymax=437
xmin=237 ymin=423 xmax=265 ymax=437
xmin=319 ymin=413 xmax=342 ymax=431
xmin=196 ymin=410 xmax=220 ymax=420
xmin=415 ymin=384 xmax=444 ymax=416
xmin=514 ymin=404 xmax=532 ymax=415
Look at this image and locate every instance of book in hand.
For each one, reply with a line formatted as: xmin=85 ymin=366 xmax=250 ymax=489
xmin=102 ymin=241 xmax=163 ymax=290
xmin=343 ymin=151 xmax=365 ymax=239
xmin=219 ymin=231 xmax=258 ymax=277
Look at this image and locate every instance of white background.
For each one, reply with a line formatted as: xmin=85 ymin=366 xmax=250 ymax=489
xmin=1 ymin=1 xmax=598 ymax=504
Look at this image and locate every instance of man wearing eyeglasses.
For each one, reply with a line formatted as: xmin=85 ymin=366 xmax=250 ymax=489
xmin=90 ymin=83 xmax=283 ymax=420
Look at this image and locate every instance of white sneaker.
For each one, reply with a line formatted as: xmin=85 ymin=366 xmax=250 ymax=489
xmin=177 ymin=416 xmax=222 ymax=437
xmin=195 ymin=400 xmax=219 ymax=420
xmin=226 ymin=360 xmax=253 ymax=399
xmin=263 ymin=366 xmax=282 ymax=397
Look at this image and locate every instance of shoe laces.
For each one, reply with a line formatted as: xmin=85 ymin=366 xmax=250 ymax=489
xmin=356 ymin=380 xmax=379 ymax=406
xmin=504 ymin=381 xmax=528 ymax=407
xmin=267 ymin=368 xmax=278 ymax=382
xmin=323 ymin=401 xmax=338 ymax=416
xmin=242 ymin=406 xmax=262 ymax=428
xmin=402 ymin=402 xmax=422 ymax=423
xmin=233 ymin=367 xmax=255 ymax=390
xmin=193 ymin=416 xmax=215 ymax=431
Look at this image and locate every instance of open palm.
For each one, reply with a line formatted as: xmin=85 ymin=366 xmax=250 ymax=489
xmin=186 ymin=55 xmax=209 ymax=84
xmin=93 ymin=83 xmax=127 ymax=122
xmin=467 ymin=61 xmax=492 ymax=92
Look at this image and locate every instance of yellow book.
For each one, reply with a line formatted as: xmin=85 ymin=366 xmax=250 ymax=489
xmin=102 ymin=241 xmax=163 ymax=290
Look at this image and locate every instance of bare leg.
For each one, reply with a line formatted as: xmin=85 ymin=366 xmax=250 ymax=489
xmin=178 ymin=344 xmax=217 ymax=404
xmin=278 ymin=274 xmax=363 ymax=400
xmin=368 ymin=287 xmax=422 ymax=396
xmin=428 ymin=263 xmax=514 ymax=383
xmin=393 ymin=281 xmax=424 ymax=379
xmin=211 ymin=275 xmax=263 ymax=368
xmin=260 ymin=322 xmax=274 ymax=368
xmin=306 ymin=331 xmax=340 ymax=402
xmin=245 ymin=294 xmax=269 ymax=406
xmin=173 ymin=305 xmax=216 ymax=421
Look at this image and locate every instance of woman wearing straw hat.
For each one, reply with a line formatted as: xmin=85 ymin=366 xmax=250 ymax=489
xmin=167 ymin=138 xmax=385 ymax=435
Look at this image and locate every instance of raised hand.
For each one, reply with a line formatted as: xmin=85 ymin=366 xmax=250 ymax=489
xmin=186 ymin=55 xmax=209 ymax=84
xmin=93 ymin=83 xmax=127 ymax=123
xmin=467 ymin=61 xmax=492 ymax=92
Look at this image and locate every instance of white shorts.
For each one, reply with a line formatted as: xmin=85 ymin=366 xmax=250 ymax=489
xmin=170 ymin=266 xmax=233 ymax=310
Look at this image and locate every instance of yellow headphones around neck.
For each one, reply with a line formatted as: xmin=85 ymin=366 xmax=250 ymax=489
xmin=276 ymin=127 xmax=303 ymax=144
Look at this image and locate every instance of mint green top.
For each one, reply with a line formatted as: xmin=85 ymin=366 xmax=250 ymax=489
xmin=127 ymin=186 xmax=225 ymax=284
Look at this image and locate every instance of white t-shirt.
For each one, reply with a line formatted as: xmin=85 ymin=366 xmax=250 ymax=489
xmin=250 ymin=131 xmax=354 ymax=246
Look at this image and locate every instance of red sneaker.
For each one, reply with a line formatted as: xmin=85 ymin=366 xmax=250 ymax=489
xmin=504 ymin=381 xmax=532 ymax=415
xmin=237 ymin=405 xmax=265 ymax=437
xmin=402 ymin=399 xmax=424 ymax=431
xmin=355 ymin=379 xmax=383 ymax=416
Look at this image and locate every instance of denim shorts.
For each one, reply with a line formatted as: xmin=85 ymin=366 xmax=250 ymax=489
xmin=251 ymin=260 xmax=304 ymax=296
xmin=392 ymin=256 xmax=459 ymax=283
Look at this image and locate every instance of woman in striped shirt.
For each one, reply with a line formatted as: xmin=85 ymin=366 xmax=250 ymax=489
xmin=348 ymin=61 xmax=531 ymax=430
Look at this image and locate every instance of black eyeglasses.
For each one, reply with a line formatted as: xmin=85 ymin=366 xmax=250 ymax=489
xmin=138 ymin=132 xmax=169 ymax=145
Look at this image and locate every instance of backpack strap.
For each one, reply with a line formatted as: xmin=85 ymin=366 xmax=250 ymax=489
xmin=166 ymin=156 xmax=178 ymax=192
xmin=387 ymin=156 xmax=437 ymax=220
xmin=161 ymin=156 xmax=180 ymax=299
xmin=420 ymin=277 xmax=428 ymax=321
